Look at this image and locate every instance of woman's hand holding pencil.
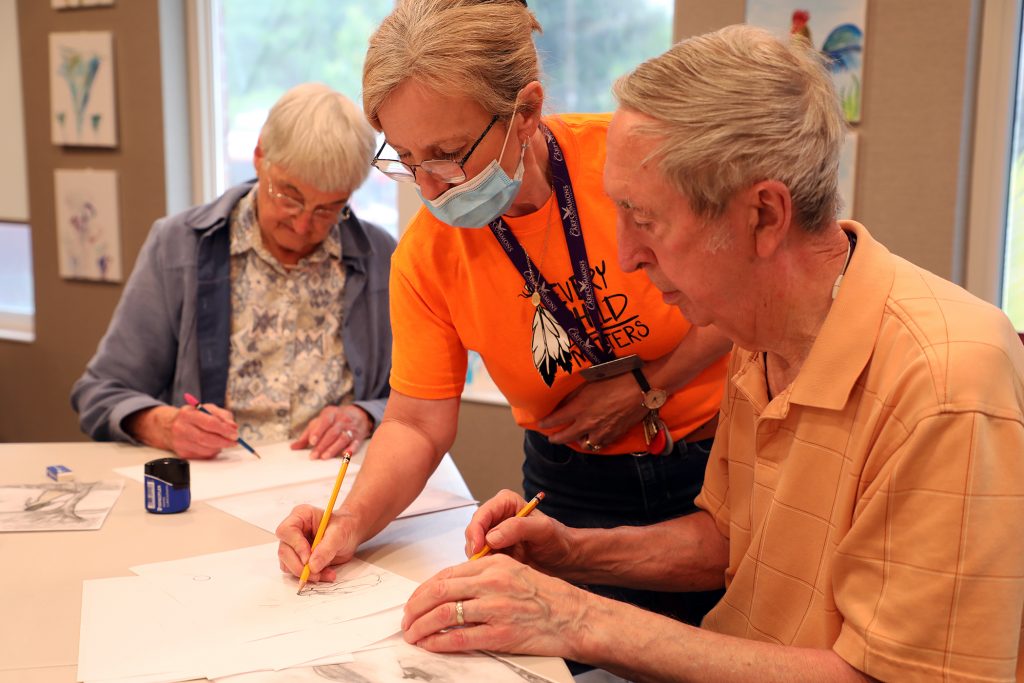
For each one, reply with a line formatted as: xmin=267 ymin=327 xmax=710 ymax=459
xmin=275 ymin=502 xmax=363 ymax=584
xmin=124 ymin=398 xmax=240 ymax=460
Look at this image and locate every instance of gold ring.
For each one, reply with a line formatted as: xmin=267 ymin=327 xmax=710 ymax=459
xmin=455 ymin=600 xmax=465 ymax=626
xmin=584 ymin=437 xmax=602 ymax=452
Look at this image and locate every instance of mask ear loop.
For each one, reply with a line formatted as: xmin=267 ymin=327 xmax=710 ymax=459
xmin=496 ymin=103 xmax=522 ymax=166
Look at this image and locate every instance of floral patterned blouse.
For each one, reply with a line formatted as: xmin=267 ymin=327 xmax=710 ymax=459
xmin=225 ymin=188 xmax=353 ymax=443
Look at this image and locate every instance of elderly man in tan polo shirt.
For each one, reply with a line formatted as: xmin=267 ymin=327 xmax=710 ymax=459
xmin=399 ymin=24 xmax=1024 ymax=683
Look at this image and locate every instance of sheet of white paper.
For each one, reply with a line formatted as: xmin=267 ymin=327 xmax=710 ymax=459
xmin=201 ymin=608 xmax=400 ymax=679
xmin=78 ymin=576 xmax=207 ymax=683
xmin=113 ymin=441 xmax=356 ymax=500
xmin=206 ymin=479 xmax=475 ymax=534
xmin=131 ymin=543 xmax=417 ymax=643
xmin=214 ymin=636 xmax=561 ymax=683
xmin=0 ymin=479 xmax=123 ymax=532
xmin=77 ymin=576 xmax=400 ymax=683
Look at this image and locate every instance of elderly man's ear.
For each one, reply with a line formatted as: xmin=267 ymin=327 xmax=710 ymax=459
xmin=748 ymin=180 xmax=793 ymax=259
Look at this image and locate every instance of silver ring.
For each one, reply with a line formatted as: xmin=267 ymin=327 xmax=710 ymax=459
xmin=583 ymin=437 xmax=602 ymax=452
xmin=455 ymin=600 xmax=465 ymax=626
xmin=343 ymin=428 xmax=355 ymax=440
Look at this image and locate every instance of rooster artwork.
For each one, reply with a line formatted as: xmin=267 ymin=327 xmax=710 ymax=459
xmin=789 ymin=8 xmax=864 ymax=122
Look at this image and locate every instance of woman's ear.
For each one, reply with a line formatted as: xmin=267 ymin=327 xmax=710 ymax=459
xmin=515 ymin=81 xmax=545 ymax=142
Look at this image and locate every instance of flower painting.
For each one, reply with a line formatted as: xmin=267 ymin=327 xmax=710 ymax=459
xmin=49 ymin=31 xmax=118 ymax=147
xmin=54 ymin=169 xmax=122 ymax=282
xmin=746 ymin=0 xmax=867 ymax=123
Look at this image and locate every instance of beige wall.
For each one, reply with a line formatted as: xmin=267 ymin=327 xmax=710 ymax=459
xmin=0 ymin=1 xmax=986 ymax=502
xmin=0 ymin=0 xmax=168 ymax=442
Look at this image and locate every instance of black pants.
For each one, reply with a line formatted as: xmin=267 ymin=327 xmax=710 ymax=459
xmin=522 ymin=428 xmax=724 ymax=627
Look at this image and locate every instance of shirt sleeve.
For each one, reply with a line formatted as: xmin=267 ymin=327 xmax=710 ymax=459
xmin=388 ymin=249 xmax=468 ymax=400
xmin=69 ymin=220 xmax=182 ymax=442
xmin=831 ymin=410 xmax=1024 ymax=683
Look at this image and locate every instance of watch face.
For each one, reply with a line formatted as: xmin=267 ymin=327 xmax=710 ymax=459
xmin=643 ymin=388 xmax=668 ymax=410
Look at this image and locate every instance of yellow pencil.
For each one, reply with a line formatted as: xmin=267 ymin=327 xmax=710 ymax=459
xmin=470 ymin=491 xmax=545 ymax=560
xmin=297 ymin=452 xmax=353 ymax=595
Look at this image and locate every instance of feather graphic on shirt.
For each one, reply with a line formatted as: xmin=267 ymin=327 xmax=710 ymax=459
xmin=531 ymin=304 xmax=573 ymax=387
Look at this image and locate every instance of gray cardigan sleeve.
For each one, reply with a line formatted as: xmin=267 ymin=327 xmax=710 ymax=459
xmin=346 ymin=220 xmax=397 ymax=428
xmin=70 ymin=220 xmax=188 ymax=442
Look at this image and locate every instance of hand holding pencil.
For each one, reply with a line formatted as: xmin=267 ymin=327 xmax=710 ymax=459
xmin=464 ymin=490 xmax=572 ymax=571
xmin=275 ymin=453 xmax=364 ymax=585
xmin=470 ymin=492 xmax=544 ymax=560
xmin=182 ymin=393 xmax=261 ymax=458
xmin=124 ymin=396 xmax=243 ymax=460
xmin=297 ymin=451 xmax=354 ymax=594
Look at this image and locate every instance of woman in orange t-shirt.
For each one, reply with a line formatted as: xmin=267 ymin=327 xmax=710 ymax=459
xmin=277 ymin=0 xmax=731 ymax=626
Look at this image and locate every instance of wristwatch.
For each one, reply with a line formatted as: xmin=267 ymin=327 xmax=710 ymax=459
xmin=631 ymin=367 xmax=667 ymax=409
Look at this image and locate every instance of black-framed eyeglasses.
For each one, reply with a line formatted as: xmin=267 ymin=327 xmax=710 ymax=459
xmin=265 ymin=174 xmax=351 ymax=227
xmin=371 ymin=115 xmax=500 ymax=185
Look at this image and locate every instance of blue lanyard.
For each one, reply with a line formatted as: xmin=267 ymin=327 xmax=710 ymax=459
xmin=487 ymin=123 xmax=613 ymax=364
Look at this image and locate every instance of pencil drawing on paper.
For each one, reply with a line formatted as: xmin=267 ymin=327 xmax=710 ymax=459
xmin=299 ymin=573 xmax=383 ymax=597
xmin=0 ymin=480 xmax=123 ymax=532
xmin=310 ymin=646 xmax=547 ymax=683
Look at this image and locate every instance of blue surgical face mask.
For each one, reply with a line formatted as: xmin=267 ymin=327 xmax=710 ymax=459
xmin=416 ymin=117 xmax=526 ymax=228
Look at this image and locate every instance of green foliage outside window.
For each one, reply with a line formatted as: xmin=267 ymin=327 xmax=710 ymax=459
xmin=217 ymin=0 xmax=673 ymax=232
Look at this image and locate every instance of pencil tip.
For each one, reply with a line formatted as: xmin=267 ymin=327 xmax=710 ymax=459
xmin=296 ymin=582 xmax=306 ymax=596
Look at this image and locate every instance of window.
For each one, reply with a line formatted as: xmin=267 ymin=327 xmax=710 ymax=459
xmin=532 ymin=0 xmax=673 ymax=114
xmin=0 ymin=222 xmax=36 ymax=342
xmin=1005 ymin=44 xmax=1024 ymax=329
xmin=200 ymin=0 xmax=675 ymax=240
xmin=210 ymin=0 xmax=397 ymax=234
xmin=967 ymin=2 xmax=1024 ymax=331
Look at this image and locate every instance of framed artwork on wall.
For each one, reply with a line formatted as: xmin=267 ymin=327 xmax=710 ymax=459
xmin=49 ymin=31 xmax=118 ymax=147
xmin=746 ymin=0 xmax=867 ymax=123
xmin=54 ymin=168 xmax=123 ymax=282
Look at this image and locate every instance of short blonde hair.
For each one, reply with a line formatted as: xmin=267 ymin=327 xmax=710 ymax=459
xmin=613 ymin=24 xmax=846 ymax=232
xmin=362 ymin=0 xmax=542 ymax=129
xmin=259 ymin=83 xmax=376 ymax=194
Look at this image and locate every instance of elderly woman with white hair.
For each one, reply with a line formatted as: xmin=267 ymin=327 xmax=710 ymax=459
xmin=72 ymin=83 xmax=396 ymax=461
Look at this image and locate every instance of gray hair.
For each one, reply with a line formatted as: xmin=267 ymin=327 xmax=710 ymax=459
xmin=362 ymin=0 xmax=542 ymax=129
xmin=613 ymin=24 xmax=846 ymax=232
xmin=259 ymin=83 xmax=376 ymax=194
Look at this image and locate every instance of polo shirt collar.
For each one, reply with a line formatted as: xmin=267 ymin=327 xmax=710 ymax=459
xmin=730 ymin=221 xmax=895 ymax=417
xmin=789 ymin=221 xmax=895 ymax=409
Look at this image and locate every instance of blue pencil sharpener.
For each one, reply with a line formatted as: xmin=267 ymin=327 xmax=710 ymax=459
xmin=144 ymin=457 xmax=190 ymax=514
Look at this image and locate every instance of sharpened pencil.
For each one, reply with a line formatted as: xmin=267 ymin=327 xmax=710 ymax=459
xmin=297 ymin=452 xmax=353 ymax=594
xmin=470 ymin=491 xmax=545 ymax=560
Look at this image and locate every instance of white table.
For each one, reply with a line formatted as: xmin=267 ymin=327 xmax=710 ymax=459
xmin=0 ymin=442 xmax=571 ymax=683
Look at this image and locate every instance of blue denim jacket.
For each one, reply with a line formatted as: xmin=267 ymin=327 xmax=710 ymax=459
xmin=71 ymin=182 xmax=396 ymax=443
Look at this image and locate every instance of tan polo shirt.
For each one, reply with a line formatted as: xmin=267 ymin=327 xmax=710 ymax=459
xmin=695 ymin=221 xmax=1024 ymax=682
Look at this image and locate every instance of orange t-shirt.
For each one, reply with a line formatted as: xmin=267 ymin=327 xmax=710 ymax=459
xmin=389 ymin=114 xmax=728 ymax=453
xmin=696 ymin=222 xmax=1024 ymax=682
